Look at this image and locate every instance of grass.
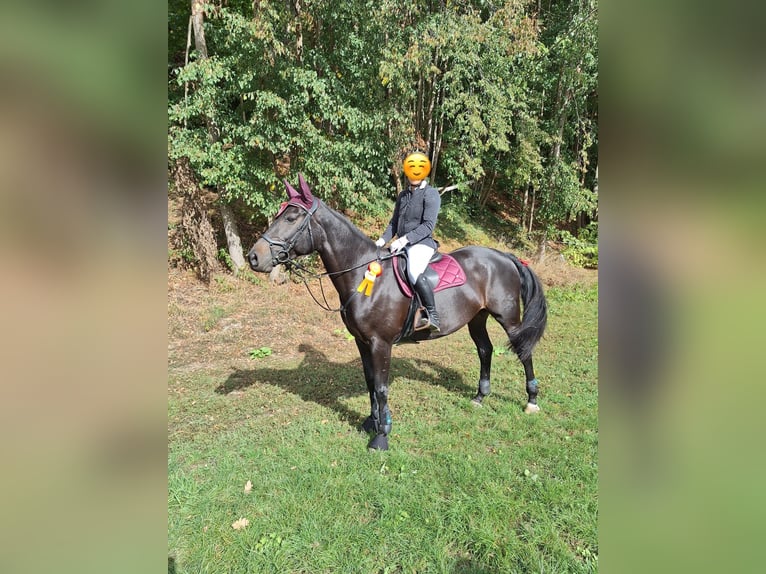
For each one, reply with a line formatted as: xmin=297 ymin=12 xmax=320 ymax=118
xmin=201 ymin=305 xmax=228 ymax=332
xmin=168 ymin=282 xmax=597 ymax=573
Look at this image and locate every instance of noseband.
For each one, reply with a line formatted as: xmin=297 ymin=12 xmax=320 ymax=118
xmin=261 ymin=198 xmax=320 ymax=267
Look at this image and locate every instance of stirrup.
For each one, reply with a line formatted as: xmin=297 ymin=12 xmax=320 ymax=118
xmin=414 ymin=310 xmax=440 ymax=332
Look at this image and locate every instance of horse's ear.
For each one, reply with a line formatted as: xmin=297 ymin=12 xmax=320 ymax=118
xmin=284 ymin=179 xmax=299 ymax=200
xmin=297 ymin=173 xmax=314 ymax=202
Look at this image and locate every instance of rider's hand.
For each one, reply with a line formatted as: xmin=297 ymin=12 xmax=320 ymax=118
xmin=389 ymin=236 xmax=408 ymax=253
xmin=375 ymin=237 xmax=385 ymax=248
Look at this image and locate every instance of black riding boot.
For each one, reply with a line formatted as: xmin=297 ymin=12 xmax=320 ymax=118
xmin=413 ymin=274 xmax=441 ymax=332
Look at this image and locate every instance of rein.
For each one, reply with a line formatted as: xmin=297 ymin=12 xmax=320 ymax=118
xmin=262 ymin=199 xmax=398 ymax=312
xmin=288 ymin=251 xmax=398 ymax=313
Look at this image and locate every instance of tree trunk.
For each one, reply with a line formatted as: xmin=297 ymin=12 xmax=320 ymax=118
xmin=430 ymin=84 xmax=445 ymax=180
xmin=478 ymin=169 xmax=496 ymax=208
xmin=535 ymin=232 xmax=547 ymax=264
xmin=189 ymin=0 xmax=246 ymax=273
xmin=220 ymin=203 xmax=246 ymax=272
xmin=392 ymin=158 xmax=403 ymax=196
xmin=594 ymin=162 xmax=598 ymax=195
xmin=216 ymin=207 xmax=244 ymax=275
xmin=191 ymin=1 xmax=208 ymax=58
xmin=522 ymin=183 xmax=530 ymax=229
xmin=425 ymin=57 xmax=437 ymax=152
xmin=287 ymin=0 xmax=303 ymax=62
xmin=174 ymin=159 xmax=220 ymax=282
xmin=269 ymin=265 xmax=289 ymax=285
xmin=539 ymin=72 xmax=568 ymax=264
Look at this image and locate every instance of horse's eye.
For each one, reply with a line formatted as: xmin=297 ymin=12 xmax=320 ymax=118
xmin=285 ymin=214 xmax=298 ymax=222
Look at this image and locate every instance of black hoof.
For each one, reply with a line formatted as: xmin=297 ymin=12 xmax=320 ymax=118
xmin=361 ymin=416 xmax=376 ymax=433
xmin=367 ymin=434 xmax=389 ymax=451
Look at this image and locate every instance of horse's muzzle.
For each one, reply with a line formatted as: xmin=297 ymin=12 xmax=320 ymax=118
xmin=247 ymin=250 xmax=259 ymax=271
xmin=247 ymin=240 xmax=273 ymax=272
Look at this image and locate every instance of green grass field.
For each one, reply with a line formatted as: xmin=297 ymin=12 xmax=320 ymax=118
xmin=168 ymin=282 xmax=597 ymax=573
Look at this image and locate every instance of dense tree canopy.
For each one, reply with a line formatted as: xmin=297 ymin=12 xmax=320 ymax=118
xmin=168 ymin=0 xmax=597 ymax=244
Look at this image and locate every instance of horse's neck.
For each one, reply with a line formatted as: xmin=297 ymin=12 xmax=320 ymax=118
xmin=314 ymin=207 xmax=375 ymax=297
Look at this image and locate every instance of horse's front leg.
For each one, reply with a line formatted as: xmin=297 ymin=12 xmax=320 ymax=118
xmin=356 ymin=338 xmax=393 ymax=451
xmin=356 ymin=339 xmax=377 ymax=434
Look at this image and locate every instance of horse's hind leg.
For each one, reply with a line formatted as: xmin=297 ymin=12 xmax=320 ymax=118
xmin=468 ymin=312 xmax=493 ymax=406
xmin=521 ymin=356 xmax=541 ymax=414
xmin=497 ymin=317 xmax=541 ymax=414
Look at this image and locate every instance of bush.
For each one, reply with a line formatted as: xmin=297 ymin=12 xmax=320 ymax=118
xmin=558 ymin=223 xmax=598 ymax=268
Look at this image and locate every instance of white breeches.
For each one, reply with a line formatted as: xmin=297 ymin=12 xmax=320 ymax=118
xmin=407 ymin=243 xmax=435 ymax=283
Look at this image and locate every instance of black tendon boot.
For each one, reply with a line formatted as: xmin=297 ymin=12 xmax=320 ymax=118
xmin=413 ymin=274 xmax=441 ymax=332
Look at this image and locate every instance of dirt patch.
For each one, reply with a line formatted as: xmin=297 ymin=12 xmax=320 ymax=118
xmin=168 ymin=269 xmax=355 ymax=374
xmin=532 ymin=251 xmax=598 ymax=288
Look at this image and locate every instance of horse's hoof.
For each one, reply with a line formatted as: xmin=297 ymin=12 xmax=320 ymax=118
xmin=368 ymin=434 xmax=389 ymax=451
xmin=360 ymin=416 xmax=376 ymax=433
xmin=524 ymin=403 xmax=540 ymax=414
xmin=471 ymin=397 xmax=484 ymax=407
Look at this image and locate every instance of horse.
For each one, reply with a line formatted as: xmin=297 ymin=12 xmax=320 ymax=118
xmin=247 ymin=175 xmax=548 ymax=451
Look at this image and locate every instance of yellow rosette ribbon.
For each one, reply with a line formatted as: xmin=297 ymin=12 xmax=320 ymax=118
xmin=356 ymin=261 xmax=383 ymax=296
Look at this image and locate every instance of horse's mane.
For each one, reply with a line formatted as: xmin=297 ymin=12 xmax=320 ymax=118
xmin=322 ymin=202 xmax=376 ymax=248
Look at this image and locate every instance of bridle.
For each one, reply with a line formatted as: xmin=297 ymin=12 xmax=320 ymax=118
xmin=261 ymin=198 xmax=320 ymax=267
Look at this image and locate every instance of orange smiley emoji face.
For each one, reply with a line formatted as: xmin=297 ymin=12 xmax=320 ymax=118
xmin=403 ymin=152 xmax=431 ymax=181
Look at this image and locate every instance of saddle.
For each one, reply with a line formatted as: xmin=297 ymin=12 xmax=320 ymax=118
xmin=392 ymin=251 xmax=466 ymax=344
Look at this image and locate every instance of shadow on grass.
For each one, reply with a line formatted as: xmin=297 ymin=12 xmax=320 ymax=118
xmin=216 ymin=343 xmax=474 ymax=428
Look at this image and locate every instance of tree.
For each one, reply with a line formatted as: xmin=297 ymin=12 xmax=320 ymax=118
xmin=529 ymin=0 xmax=598 ymax=256
xmin=189 ymin=0 xmax=246 ymax=273
xmin=168 ymin=0 xmax=599 ymax=271
xmin=378 ymin=1 xmax=540 ymax=199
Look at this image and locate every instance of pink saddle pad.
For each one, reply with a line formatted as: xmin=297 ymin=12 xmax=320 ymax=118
xmin=393 ymin=253 xmax=467 ymax=298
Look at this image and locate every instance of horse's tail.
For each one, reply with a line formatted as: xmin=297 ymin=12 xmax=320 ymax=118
xmin=506 ymin=254 xmax=548 ymax=361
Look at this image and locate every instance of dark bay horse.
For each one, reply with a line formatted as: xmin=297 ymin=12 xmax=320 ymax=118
xmin=247 ymin=175 xmax=548 ymax=451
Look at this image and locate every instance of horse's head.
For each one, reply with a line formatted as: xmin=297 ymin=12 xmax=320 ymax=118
xmin=247 ymin=174 xmax=319 ymax=272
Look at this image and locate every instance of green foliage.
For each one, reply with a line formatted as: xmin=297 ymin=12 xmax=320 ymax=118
xmin=168 ymin=0 xmax=597 ymax=236
xmin=558 ymin=222 xmax=598 ymax=268
xmin=168 ymin=2 xmax=394 ymax=215
xmin=202 ymin=305 xmax=227 ymax=332
xmin=217 ymin=248 xmax=236 ymax=272
xmin=249 ymin=347 xmax=273 ymax=360
xmin=379 ymin=3 xmax=541 ymax=190
xmin=537 ymin=160 xmax=597 ymax=232
xmin=168 ymin=245 xmax=197 ymax=267
xmin=333 ymin=328 xmax=355 ymax=342
xmin=213 ymin=275 xmax=236 ymax=293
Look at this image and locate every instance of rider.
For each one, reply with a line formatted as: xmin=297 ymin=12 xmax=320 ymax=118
xmin=375 ymin=152 xmax=442 ymax=332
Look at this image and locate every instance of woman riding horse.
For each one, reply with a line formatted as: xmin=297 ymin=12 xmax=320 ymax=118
xmin=247 ymin=174 xmax=547 ymax=451
xmin=376 ymin=152 xmax=441 ymax=332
